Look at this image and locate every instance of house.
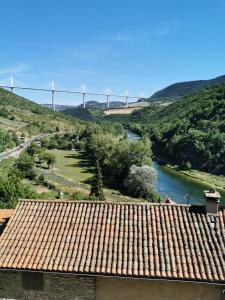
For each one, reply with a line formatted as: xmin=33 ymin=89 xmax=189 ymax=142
xmin=0 ymin=191 xmax=224 ymax=300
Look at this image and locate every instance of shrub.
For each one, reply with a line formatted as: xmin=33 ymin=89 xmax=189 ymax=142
xmin=71 ymin=191 xmax=89 ymax=201
xmin=124 ymin=165 xmax=157 ymax=200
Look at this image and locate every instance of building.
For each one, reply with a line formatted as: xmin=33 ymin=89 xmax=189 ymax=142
xmin=0 ymin=193 xmax=224 ymax=300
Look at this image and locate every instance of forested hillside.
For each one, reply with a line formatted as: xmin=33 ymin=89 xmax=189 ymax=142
xmin=148 ymin=74 xmax=225 ymax=102
xmin=121 ymin=85 xmax=225 ymax=175
xmin=0 ymin=88 xmax=85 ymax=151
xmin=0 ymin=88 xmax=83 ymax=135
xmin=63 ymin=107 xmax=104 ymax=122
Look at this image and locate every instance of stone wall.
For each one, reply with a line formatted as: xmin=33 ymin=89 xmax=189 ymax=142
xmin=0 ymin=271 xmax=224 ymax=300
xmin=0 ymin=271 xmax=95 ymax=300
xmin=96 ymin=277 xmax=225 ymax=300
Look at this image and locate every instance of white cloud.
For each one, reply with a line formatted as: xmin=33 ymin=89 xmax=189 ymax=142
xmin=0 ymin=62 xmax=30 ymax=74
xmin=153 ymin=29 xmax=169 ymax=36
xmin=109 ymin=33 xmax=133 ymax=43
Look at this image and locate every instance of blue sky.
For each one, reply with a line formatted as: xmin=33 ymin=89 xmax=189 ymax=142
xmin=1 ymin=0 xmax=225 ymax=105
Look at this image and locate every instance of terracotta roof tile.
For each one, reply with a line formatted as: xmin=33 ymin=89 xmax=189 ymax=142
xmin=0 ymin=200 xmax=225 ymax=284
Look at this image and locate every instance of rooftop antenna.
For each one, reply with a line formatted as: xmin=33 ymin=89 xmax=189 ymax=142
xmin=184 ymin=192 xmax=192 ymax=205
xmin=82 ymin=85 xmax=86 ymax=109
xmin=106 ymin=88 xmax=111 ymax=109
xmin=125 ymin=90 xmax=129 ymax=107
xmin=10 ymin=75 xmax=14 ymax=93
xmin=51 ymin=80 xmax=55 ymax=111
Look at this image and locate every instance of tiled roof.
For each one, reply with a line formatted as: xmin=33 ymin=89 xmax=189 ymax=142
xmin=0 ymin=209 xmax=14 ymax=230
xmin=0 ymin=200 xmax=225 ymax=284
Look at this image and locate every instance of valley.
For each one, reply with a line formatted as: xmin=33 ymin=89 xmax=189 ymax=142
xmin=0 ymin=79 xmax=225 ymax=208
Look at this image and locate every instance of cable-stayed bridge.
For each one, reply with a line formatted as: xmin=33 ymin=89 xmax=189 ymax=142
xmin=0 ymin=76 xmax=147 ymax=110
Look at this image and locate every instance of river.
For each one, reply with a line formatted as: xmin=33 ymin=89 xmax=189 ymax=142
xmin=125 ymin=130 xmax=225 ymax=205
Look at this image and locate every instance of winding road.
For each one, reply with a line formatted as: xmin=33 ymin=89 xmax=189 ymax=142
xmin=0 ymin=134 xmax=52 ymax=162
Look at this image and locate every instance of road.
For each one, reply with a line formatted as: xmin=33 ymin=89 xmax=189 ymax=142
xmin=0 ymin=134 xmax=49 ymax=162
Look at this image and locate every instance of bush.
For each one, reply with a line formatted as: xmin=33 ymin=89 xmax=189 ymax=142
xmin=124 ymin=165 xmax=157 ymax=200
xmin=15 ymin=153 xmax=37 ymax=180
xmin=0 ymin=173 xmax=38 ymax=208
xmin=71 ymin=191 xmax=89 ymax=200
xmin=149 ymin=191 xmax=162 ymax=203
xmin=0 ymin=108 xmax=9 ymax=118
xmin=180 ymin=161 xmax=192 ymax=171
xmin=38 ymin=174 xmax=45 ymax=184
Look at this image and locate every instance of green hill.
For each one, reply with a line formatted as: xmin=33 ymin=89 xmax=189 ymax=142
xmin=63 ymin=107 xmax=104 ymax=122
xmin=0 ymin=88 xmax=83 ymax=138
xmin=123 ymin=85 xmax=225 ymax=175
xmin=148 ymin=74 xmax=225 ymax=103
xmin=77 ymin=100 xmax=125 ymax=109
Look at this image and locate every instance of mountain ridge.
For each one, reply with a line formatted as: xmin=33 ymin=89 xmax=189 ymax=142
xmin=148 ymin=74 xmax=225 ymax=102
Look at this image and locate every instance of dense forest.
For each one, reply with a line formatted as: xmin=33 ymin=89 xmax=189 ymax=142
xmin=126 ymin=84 xmax=225 ymax=175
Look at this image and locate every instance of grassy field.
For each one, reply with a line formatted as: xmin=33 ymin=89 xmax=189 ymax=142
xmin=44 ymin=149 xmax=94 ymax=183
xmin=181 ymin=169 xmax=225 ymax=191
xmin=166 ymin=163 xmax=225 ymax=191
xmin=38 ymin=149 xmax=145 ymax=203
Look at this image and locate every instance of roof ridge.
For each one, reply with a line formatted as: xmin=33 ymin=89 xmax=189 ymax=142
xmin=18 ymin=199 xmax=192 ymax=207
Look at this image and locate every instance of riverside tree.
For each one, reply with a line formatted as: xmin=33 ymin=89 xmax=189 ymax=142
xmin=124 ymin=165 xmax=157 ymax=200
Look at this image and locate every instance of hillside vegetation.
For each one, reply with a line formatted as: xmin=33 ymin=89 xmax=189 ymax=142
xmin=148 ymin=74 xmax=225 ymax=102
xmin=116 ymin=85 xmax=225 ymax=175
xmin=0 ymin=88 xmax=83 ymax=135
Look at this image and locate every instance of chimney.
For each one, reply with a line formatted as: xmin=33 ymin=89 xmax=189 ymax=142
xmin=204 ymin=188 xmax=221 ymax=215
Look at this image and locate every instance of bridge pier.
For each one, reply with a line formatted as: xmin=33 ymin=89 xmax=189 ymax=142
xmin=51 ymin=80 xmax=55 ymax=111
xmin=82 ymin=93 xmax=86 ymax=109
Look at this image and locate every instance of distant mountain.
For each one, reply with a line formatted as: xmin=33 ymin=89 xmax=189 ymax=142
xmin=42 ymin=104 xmax=77 ymax=111
xmin=147 ymin=74 xmax=225 ymax=103
xmin=77 ymin=100 xmax=126 ymax=109
xmin=42 ymin=100 xmax=126 ymax=111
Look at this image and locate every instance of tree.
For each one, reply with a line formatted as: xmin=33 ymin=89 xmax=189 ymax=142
xmin=15 ymin=153 xmax=36 ymax=180
xmin=43 ymin=152 xmax=56 ymax=172
xmin=26 ymin=142 xmax=39 ymax=157
xmin=108 ymin=138 xmax=152 ymax=183
xmin=37 ymin=148 xmax=45 ymax=163
xmin=90 ymin=160 xmax=105 ymax=200
xmin=0 ymin=172 xmax=37 ymax=208
xmin=124 ymin=165 xmax=157 ymax=200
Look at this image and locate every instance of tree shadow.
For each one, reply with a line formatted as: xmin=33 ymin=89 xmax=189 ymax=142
xmin=64 ymin=152 xmax=95 ymax=175
xmin=36 ymin=164 xmax=49 ymax=170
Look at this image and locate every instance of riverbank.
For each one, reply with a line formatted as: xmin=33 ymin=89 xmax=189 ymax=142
xmin=166 ymin=164 xmax=225 ymax=192
xmin=126 ymin=130 xmax=225 ymax=204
